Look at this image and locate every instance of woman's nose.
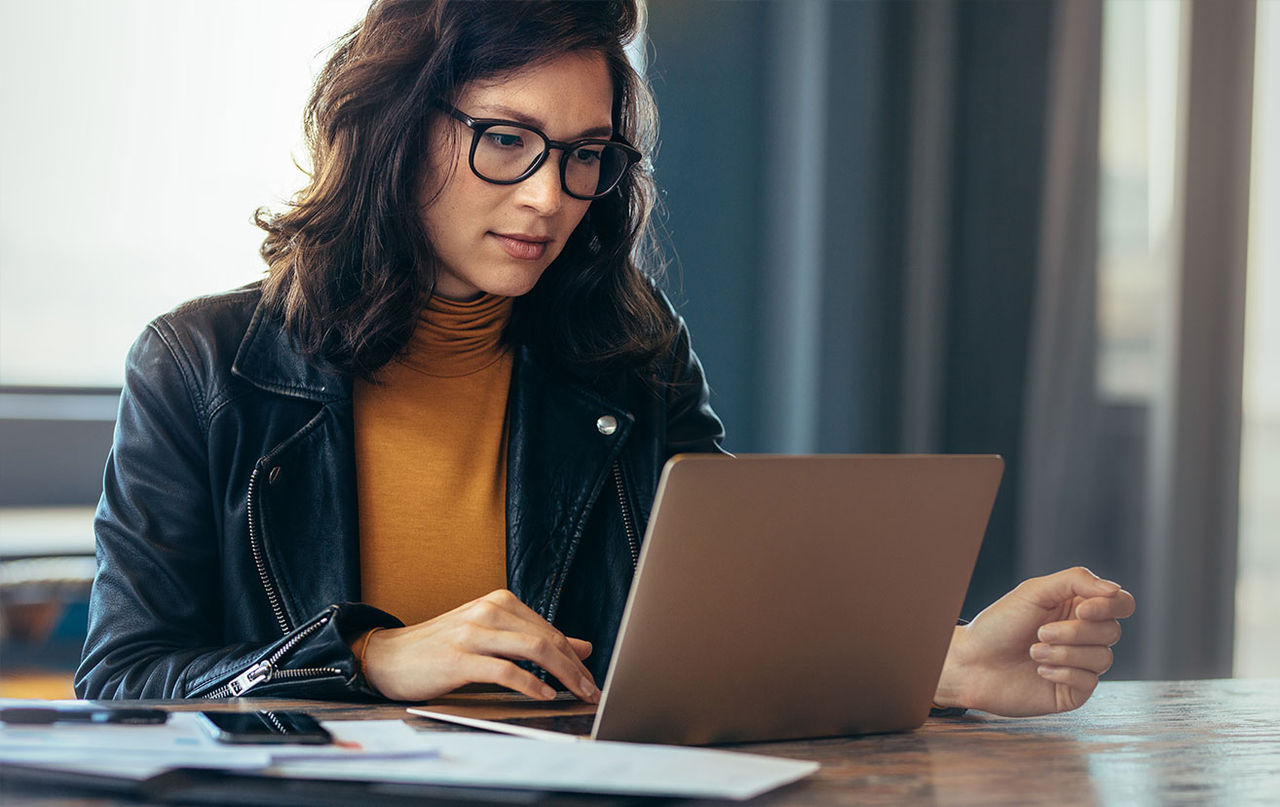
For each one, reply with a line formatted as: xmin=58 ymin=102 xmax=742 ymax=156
xmin=514 ymin=154 xmax=565 ymax=215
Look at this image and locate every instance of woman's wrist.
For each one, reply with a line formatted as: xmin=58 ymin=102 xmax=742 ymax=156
xmin=352 ymin=627 xmax=388 ymax=693
xmin=932 ymin=625 xmax=971 ymax=710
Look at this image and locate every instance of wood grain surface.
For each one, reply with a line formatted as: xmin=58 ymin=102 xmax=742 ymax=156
xmin=2 ymin=678 xmax=1278 ymax=806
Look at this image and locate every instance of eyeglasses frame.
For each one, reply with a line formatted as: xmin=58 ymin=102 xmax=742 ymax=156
xmin=435 ymin=100 xmax=642 ymax=201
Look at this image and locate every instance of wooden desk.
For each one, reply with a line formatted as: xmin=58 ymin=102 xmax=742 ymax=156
xmin=2 ymin=679 xmax=1278 ymax=805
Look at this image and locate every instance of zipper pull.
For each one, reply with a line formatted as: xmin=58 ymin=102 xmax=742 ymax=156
xmin=225 ymin=660 xmax=274 ymax=697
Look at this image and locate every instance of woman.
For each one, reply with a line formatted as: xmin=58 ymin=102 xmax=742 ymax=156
xmin=76 ymin=0 xmax=1133 ymax=717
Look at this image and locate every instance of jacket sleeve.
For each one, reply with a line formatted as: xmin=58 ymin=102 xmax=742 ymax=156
xmin=663 ymin=312 xmax=727 ymax=456
xmin=75 ymin=323 xmax=400 ymax=701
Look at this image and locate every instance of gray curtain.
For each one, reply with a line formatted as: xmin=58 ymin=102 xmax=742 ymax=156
xmin=647 ymin=0 xmax=1255 ymax=678
xmin=1019 ymin=0 xmax=1257 ymax=679
xmin=1017 ymin=1 xmax=1104 ymax=591
xmin=1139 ymin=0 xmax=1255 ymax=678
xmin=648 ymin=0 xmax=1052 ymax=617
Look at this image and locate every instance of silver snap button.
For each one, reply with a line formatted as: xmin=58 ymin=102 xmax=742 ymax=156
xmin=596 ymin=415 xmax=618 ymax=436
xmin=268 ymin=466 xmax=281 ymax=484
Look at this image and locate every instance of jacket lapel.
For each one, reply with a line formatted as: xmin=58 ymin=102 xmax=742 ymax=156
xmin=231 ymin=299 xmax=361 ymax=628
xmin=506 ymin=346 xmax=634 ymax=618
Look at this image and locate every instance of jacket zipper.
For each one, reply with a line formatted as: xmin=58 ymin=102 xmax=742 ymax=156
xmin=612 ymin=460 xmax=640 ymax=569
xmin=200 ymin=454 xmax=335 ymax=699
xmin=544 ymin=459 xmax=639 ymax=628
xmin=200 ymin=611 xmax=340 ymax=698
xmin=247 ymin=462 xmax=292 ymax=637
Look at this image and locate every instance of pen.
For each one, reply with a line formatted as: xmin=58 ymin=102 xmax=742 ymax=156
xmin=0 ymin=707 xmax=169 ymax=725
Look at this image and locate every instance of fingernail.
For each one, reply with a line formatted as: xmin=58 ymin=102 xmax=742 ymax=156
xmin=1038 ymin=626 xmax=1059 ymax=642
xmin=1031 ymin=643 xmax=1052 ymax=661
xmin=539 ymin=684 xmax=556 ymax=699
xmin=1037 ymin=665 xmax=1054 ymax=677
xmin=581 ymin=677 xmax=599 ymax=702
xmin=1099 ymin=580 xmax=1121 ymax=593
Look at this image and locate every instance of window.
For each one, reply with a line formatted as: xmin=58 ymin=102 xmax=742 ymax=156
xmin=1095 ymin=0 xmax=1184 ymax=402
xmin=1235 ymin=0 xmax=1279 ymax=677
xmin=0 ymin=0 xmax=369 ymax=387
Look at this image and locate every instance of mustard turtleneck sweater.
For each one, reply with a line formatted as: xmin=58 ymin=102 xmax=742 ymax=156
xmin=354 ymin=293 xmax=514 ymax=626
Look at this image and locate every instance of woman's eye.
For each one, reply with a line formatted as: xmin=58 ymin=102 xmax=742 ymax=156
xmin=571 ymin=147 xmax=602 ymax=164
xmin=485 ymin=132 xmax=524 ymax=149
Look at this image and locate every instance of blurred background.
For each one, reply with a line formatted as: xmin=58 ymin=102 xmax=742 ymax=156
xmin=1 ymin=0 xmax=1275 ymax=697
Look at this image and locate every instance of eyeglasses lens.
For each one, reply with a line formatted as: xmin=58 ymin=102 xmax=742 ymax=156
xmin=472 ymin=124 xmax=629 ymax=198
xmin=565 ymin=144 xmax=628 ymax=198
xmin=473 ymin=124 xmax=543 ymax=180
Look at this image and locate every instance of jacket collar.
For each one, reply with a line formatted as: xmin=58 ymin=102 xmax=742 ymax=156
xmin=231 ymin=298 xmax=351 ymax=403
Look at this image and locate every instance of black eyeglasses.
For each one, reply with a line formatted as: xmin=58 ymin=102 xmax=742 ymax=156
xmin=435 ymin=101 xmax=642 ymax=200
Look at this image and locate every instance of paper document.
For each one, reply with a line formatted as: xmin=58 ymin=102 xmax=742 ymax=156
xmin=1 ymin=704 xmax=817 ymax=800
xmin=273 ymin=728 xmax=819 ymax=800
xmin=0 ymin=711 xmax=270 ymax=772
xmin=0 ymin=712 xmax=437 ymax=775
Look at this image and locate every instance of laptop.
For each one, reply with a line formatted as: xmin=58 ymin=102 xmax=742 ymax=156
xmin=410 ymin=454 xmax=1003 ymax=745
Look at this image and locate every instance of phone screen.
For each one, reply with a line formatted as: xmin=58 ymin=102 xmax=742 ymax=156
xmin=197 ymin=710 xmax=332 ymax=744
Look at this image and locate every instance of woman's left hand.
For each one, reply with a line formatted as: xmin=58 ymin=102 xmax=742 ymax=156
xmin=932 ymin=567 xmax=1136 ymax=716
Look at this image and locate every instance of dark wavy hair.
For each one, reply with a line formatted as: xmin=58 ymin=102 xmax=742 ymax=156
xmin=256 ymin=0 xmax=674 ymax=381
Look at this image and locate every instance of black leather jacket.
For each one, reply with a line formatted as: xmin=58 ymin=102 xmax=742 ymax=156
xmin=75 ymin=284 xmax=723 ymax=700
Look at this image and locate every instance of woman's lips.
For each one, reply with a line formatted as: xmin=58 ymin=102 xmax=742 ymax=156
xmin=492 ymin=233 xmax=549 ymax=261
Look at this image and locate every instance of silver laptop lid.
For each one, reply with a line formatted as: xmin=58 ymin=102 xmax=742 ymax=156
xmin=592 ymin=454 xmax=1002 ymax=745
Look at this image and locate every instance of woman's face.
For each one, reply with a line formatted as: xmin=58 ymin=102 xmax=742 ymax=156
xmin=420 ymin=51 xmax=613 ymax=301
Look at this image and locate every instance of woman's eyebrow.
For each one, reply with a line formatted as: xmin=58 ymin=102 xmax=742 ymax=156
xmin=473 ymin=103 xmax=613 ymax=139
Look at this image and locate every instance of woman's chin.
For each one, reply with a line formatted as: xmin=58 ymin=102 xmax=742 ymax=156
xmin=433 ymin=265 xmax=547 ymax=301
xmin=476 ymin=266 xmax=550 ymax=299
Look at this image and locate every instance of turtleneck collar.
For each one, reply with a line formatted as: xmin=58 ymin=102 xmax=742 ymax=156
xmin=397 ymin=293 xmax=514 ymax=378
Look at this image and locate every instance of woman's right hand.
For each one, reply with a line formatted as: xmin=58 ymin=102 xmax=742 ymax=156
xmin=359 ymin=589 xmax=600 ymax=703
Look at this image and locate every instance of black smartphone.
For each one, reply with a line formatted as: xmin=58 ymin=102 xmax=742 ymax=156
xmin=197 ymin=710 xmax=332 ymax=744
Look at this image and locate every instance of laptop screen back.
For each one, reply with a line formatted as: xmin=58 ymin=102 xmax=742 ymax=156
xmin=592 ymin=454 xmax=1002 ymax=745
